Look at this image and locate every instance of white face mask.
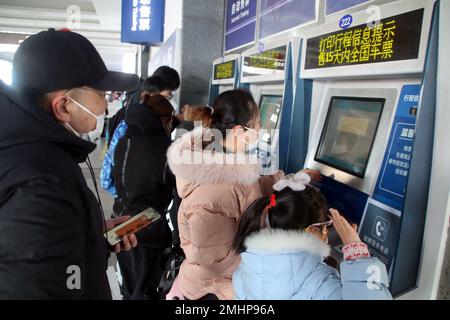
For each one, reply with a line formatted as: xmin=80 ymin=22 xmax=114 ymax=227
xmin=66 ymin=96 xmax=105 ymax=142
xmin=169 ymin=99 xmax=178 ymax=112
xmin=242 ymin=126 xmax=276 ymax=174
xmin=241 ymin=126 xmax=261 ymax=153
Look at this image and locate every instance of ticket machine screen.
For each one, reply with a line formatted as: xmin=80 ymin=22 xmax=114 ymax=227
xmin=315 ymin=97 xmax=385 ymax=178
xmin=259 ymin=95 xmax=282 ymax=143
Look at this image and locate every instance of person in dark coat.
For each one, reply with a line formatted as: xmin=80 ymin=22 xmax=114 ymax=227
xmin=0 ymin=29 xmax=140 ymax=299
xmin=108 ymin=66 xmax=181 ymax=145
xmin=113 ymin=94 xmax=175 ymax=300
xmin=106 ymin=79 xmax=145 ymax=146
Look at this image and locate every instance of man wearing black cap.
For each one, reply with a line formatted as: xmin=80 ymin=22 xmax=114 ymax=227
xmin=0 ymin=29 xmax=140 ymax=299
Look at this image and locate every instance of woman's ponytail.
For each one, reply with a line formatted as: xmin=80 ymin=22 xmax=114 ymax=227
xmin=233 ymin=196 xmax=271 ymax=253
xmin=211 ymin=90 xmax=259 ymax=137
xmin=233 ymin=187 xmax=329 ymax=254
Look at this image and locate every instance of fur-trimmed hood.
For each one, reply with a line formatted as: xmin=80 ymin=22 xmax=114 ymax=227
xmin=167 ymin=129 xmax=286 ymax=300
xmin=244 ymin=229 xmax=330 ymax=258
xmin=233 ymin=228 xmax=393 ymax=300
xmin=167 ymin=127 xmax=261 ymax=186
xmin=233 ymin=229 xmax=334 ymax=300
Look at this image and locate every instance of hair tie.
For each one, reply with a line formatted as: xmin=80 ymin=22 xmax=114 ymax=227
xmin=273 ymin=171 xmax=311 ymax=192
xmin=269 ymin=194 xmax=277 ymax=209
xmin=260 ymin=194 xmax=276 ymax=228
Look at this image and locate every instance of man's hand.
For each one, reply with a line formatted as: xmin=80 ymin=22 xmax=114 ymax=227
xmin=105 ymin=216 xmax=138 ymax=253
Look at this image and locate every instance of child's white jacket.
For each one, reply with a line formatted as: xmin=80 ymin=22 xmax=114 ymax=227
xmin=233 ymin=229 xmax=392 ymax=300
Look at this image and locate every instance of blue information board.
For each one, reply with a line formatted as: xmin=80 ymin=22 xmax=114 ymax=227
xmin=326 ymin=0 xmax=370 ymax=15
xmin=259 ymin=0 xmax=316 ymax=39
xmin=121 ymin=0 xmax=165 ymax=45
xmin=359 ymin=199 xmax=402 ymax=273
xmin=373 ymin=85 xmax=421 ymax=211
xmin=225 ymin=0 xmax=258 ymax=52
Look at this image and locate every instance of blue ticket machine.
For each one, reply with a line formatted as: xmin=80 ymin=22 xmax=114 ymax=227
xmin=240 ymin=38 xmax=301 ymax=174
xmin=293 ymin=0 xmax=440 ymax=297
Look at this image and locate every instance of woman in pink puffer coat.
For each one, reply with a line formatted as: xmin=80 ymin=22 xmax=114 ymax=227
xmin=167 ymin=90 xmax=283 ymax=300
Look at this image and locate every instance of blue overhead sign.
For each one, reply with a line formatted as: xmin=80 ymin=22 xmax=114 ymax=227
xmin=259 ymin=0 xmax=316 ymax=39
xmin=225 ymin=0 xmax=258 ymax=52
xmin=326 ymin=0 xmax=370 ymax=15
xmin=121 ymin=0 xmax=165 ymax=45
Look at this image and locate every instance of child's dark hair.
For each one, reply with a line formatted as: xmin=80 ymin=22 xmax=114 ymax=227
xmin=211 ymin=89 xmax=259 ymax=137
xmin=152 ymin=66 xmax=181 ymax=91
xmin=233 ymin=187 xmax=329 ymax=253
xmin=141 ymin=76 xmax=165 ymax=95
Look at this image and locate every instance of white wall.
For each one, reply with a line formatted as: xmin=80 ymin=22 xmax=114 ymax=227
xmin=151 ymin=0 xmax=183 ymax=59
xmin=164 ymin=0 xmax=183 ymax=41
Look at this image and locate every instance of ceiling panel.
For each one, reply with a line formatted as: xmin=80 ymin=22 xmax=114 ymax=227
xmin=0 ymin=0 xmax=137 ymax=72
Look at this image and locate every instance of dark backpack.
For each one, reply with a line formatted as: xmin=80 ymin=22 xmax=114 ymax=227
xmin=107 ymin=89 xmax=142 ymax=147
xmin=157 ymin=246 xmax=185 ymax=299
xmin=156 ymin=162 xmax=185 ymax=300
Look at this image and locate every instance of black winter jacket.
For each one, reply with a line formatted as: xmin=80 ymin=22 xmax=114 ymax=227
xmin=113 ymin=103 xmax=173 ymax=248
xmin=0 ymin=83 xmax=111 ymax=299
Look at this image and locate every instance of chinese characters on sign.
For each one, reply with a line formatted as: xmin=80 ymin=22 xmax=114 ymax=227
xmin=317 ymin=20 xmax=397 ymax=66
xmin=214 ymin=60 xmax=236 ymax=81
xmin=230 ymin=0 xmax=252 ymax=21
xmin=387 ymin=143 xmax=413 ymax=177
xmin=374 ymin=85 xmax=421 ymax=212
xmin=358 ymin=200 xmax=401 ymax=272
xmin=383 ymin=94 xmax=420 ymax=178
xmin=121 ymin=0 xmax=164 ymax=45
xmin=363 ymin=235 xmax=390 ymax=266
xmin=305 ymin=9 xmax=424 ymax=70
xmin=132 ymin=0 xmax=152 ymax=32
xmin=244 ymin=46 xmax=287 ymax=71
xmin=225 ymin=0 xmax=257 ymax=52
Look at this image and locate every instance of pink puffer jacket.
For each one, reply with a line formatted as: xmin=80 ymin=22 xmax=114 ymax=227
xmin=167 ymin=128 xmax=283 ymax=300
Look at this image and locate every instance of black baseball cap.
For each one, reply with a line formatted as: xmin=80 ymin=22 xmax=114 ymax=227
xmin=12 ymin=29 xmax=140 ymax=94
